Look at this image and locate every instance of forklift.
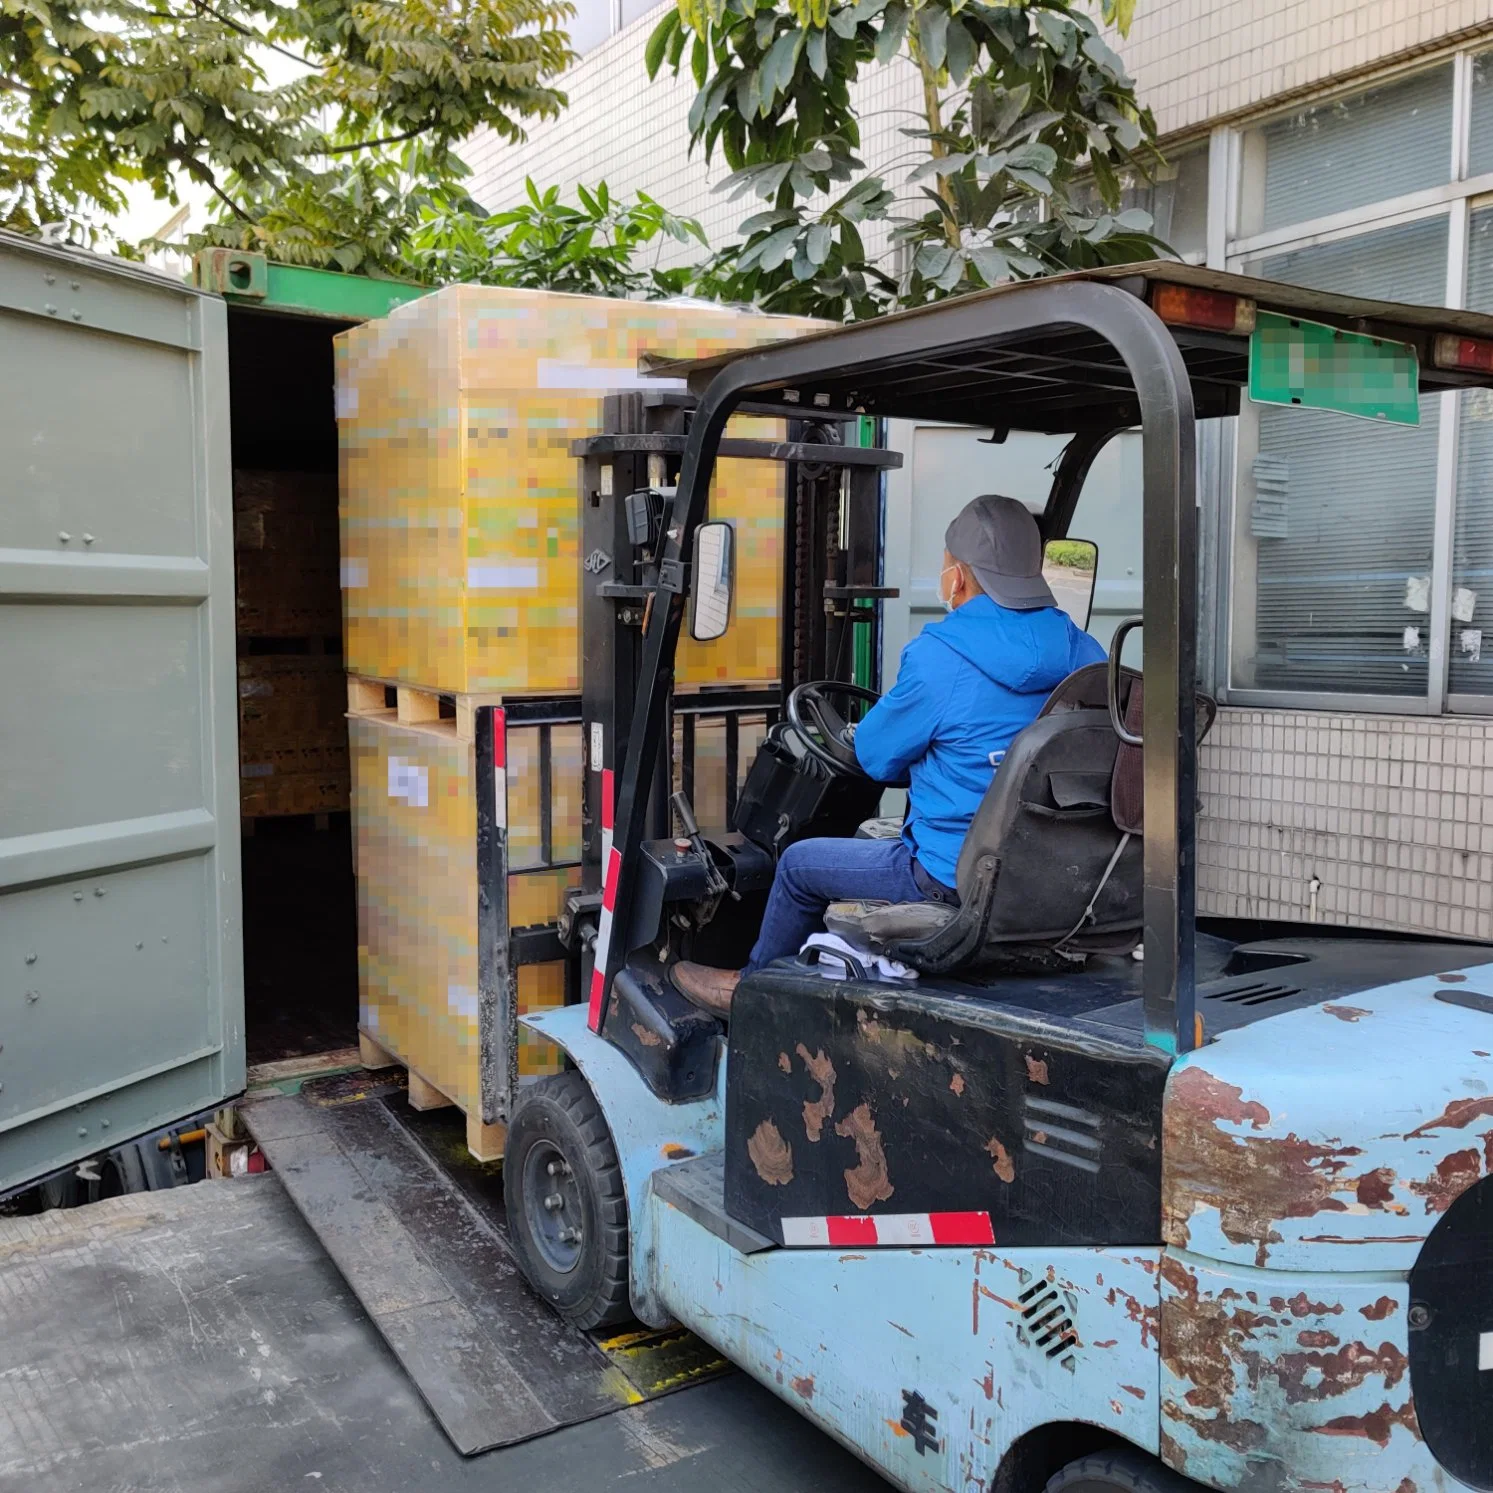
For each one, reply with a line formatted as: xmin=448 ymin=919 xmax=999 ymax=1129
xmin=503 ymin=265 xmax=1493 ymax=1493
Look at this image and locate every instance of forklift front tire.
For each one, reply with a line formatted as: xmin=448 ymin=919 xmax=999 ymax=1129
xmin=1045 ymin=1448 xmax=1202 ymax=1493
xmin=504 ymin=1071 xmax=632 ymax=1331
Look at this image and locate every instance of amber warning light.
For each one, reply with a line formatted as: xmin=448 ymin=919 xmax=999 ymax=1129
xmin=1151 ymin=283 xmax=1257 ymax=335
xmin=1433 ymin=332 xmax=1493 ymax=374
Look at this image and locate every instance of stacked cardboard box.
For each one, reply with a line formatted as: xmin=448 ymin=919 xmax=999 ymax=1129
xmin=233 ymin=470 xmax=350 ymax=819
xmin=335 ymin=285 xmax=821 ymax=1156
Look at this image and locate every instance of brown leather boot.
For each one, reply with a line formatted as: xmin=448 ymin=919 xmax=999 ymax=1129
xmin=670 ymin=961 xmax=741 ymax=1020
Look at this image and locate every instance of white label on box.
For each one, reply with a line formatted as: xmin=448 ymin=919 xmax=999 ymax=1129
xmin=537 ymin=359 xmax=687 ymax=393
xmin=591 ymin=722 xmax=604 ymax=770
xmin=1480 ymin=1330 xmax=1493 ymax=1371
xmin=467 ymin=562 xmax=540 ymax=591
xmin=334 ymin=384 xmax=358 ymax=420
xmin=387 ymin=756 xmax=428 ymax=808
xmin=1405 ymin=575 xmax=1431 ymax=613
xmin=1453 ymin=585 xmax=1479 ymax=623
xmin=341 ymin=557 xmax=369 ymax=589
xmin=447 ymin=984 xmax=478 ymax=1020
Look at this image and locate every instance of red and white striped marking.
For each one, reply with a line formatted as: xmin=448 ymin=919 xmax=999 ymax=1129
xmin=780 ymin=1212 xmax=994 ymax=1248
xmin=600 ymin=766 xmax=615 ymax=868
xmin=491 ymin=708 xmax=507 ymax=829
xmin=588 ymin=844 xmax=622 ymax=1029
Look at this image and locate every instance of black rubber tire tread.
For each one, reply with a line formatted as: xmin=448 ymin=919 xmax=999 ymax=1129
xmin=1044 ymin=1448 xmax=1204 ymax=1493
xmin=503 ymin=1071 xmax=632 ymax=1331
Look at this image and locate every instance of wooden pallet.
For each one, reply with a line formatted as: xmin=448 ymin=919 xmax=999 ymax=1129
xmin=346 ymin=675 xmax=505 ymax=744
xmin=357 ymin=1029 xmax=507 ymax=1163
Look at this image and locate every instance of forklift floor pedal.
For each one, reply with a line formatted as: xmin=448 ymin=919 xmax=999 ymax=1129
xmin=243 ymin=1077 xmax=647 ymax=1455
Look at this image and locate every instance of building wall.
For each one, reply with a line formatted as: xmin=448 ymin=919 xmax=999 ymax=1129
xmin=1123 ymin=0 xmax=1493 ymax=138
xmin=1199 ymin=710 xmax=1493 ymax=940
xmin=465 ymin=0 xmax=1493 ymax=226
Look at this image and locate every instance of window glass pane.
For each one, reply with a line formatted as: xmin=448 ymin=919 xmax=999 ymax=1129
xmin=1259 ymin=66 xmax=1452 ymax=232
xmin=621 ymin=0 xmax=663 ymax=27
xmin=568 ymin=0 xmax=613 ymax=54
xmin=1234 ymin=216 xmax=1449 ymax=697
xmin=1070 ymin=150 xmax=1208 ymax=260
xmin=1467 ymin=52 xmax=1493 ymax=178
xmin=1451 ymin=207 xmax=1493 ymax=695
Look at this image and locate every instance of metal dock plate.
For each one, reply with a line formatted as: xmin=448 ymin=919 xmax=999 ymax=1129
xmin=244 ymin=1071 xmax=725 ymax=1454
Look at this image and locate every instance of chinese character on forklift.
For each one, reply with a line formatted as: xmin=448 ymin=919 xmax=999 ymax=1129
xmin=506 ymin=266 xmax=1493 ymax=1493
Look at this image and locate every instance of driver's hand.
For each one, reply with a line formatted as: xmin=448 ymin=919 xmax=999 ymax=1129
xmin=841 ymin=722 xmax=858 ymax=744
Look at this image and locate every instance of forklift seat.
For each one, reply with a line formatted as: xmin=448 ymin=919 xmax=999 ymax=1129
xmin=824 ymin=664 xmax=1215 ymax=975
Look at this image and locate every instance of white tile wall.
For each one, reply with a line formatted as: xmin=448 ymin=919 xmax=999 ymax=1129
xmin=466 ymin=0 xmax=1493 ymax=233
xmin=1198 ymin=708 xmax=1493 ymax=940
xmin=1122 ymin=0 xmax=1493 ymax=136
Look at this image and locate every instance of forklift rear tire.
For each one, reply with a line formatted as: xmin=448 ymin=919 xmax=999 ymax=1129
xmin=504 ymin=1071 xmax=632 ymax=1331
xmin=1045 ymin=1448 xmax=1201 ymax=1493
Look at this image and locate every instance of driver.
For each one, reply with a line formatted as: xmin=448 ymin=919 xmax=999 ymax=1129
xmin=672 ymin=494 xmax=1106 ymax=1017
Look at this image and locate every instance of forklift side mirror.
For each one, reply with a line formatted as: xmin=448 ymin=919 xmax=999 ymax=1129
xmin=690 ymin=521 xmax=735 ymax=642
xmin=1043 ymin=537 xmax=1098 ymax=631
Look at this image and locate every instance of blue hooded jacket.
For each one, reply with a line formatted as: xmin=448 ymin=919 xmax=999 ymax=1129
xmin=853 ymin=595 xmax=1106 ymax=888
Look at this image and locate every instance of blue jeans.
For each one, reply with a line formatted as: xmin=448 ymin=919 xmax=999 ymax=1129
xmin=744 ymin=837 xmax=955 ymax=974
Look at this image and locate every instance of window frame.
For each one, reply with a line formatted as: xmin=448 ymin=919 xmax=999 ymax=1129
xmin=1211 ymin=46 xmax=1493 ymax=715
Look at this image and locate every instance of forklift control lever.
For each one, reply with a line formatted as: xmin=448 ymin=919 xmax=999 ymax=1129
xmin=670 ymin=791 xmax=737 ymax=902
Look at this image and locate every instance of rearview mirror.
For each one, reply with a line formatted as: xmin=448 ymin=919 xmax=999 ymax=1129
xmin=1043 ymin=538 xmax=1097 ymax=630
xmin=690 ymin=521 xmax=735 ymax=642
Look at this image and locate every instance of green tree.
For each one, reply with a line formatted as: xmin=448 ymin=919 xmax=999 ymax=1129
xmin=646 ymin=0 xmax=1163 ymax=318
xmin=403 ymin=177 xmax=709 ymax=295
xmin=0 ymin=0 xmax=573 ymax=266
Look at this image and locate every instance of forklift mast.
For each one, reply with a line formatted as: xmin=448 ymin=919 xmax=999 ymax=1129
xmin=568 ymin=393 xmax=899 ymax=971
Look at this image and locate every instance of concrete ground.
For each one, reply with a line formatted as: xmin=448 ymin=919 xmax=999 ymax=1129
xmin=0 ymin=1176 xmax=890 ymax=1493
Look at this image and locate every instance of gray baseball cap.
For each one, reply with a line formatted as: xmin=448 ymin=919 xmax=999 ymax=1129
xmin=945 ymin=494 xmax=1055 ymax=611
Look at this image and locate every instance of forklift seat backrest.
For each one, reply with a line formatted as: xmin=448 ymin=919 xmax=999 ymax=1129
xmin=825 ymin=665 xmax=1215 ymax=975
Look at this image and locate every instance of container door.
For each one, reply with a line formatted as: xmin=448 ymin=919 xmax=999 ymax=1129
xmin=0 ymin=232 xmax=242 ymax=1193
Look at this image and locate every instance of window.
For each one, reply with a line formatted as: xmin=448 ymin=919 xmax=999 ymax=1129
xmin=1223 ymin=53 xmax=1493 ymax=710
xmin=1452 ymin=206 xmax=1493 ymax=698
xmin=1072 ymin=148 xmax=1209 ymax=262
xmin=569 ymin=0 xmax=615 ymax=54
xmin=1248 ymin=66 xmax=1453 ymax=234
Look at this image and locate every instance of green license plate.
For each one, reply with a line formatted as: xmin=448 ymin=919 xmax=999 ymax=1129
xmin=1248 ymin=310 xmax=1420 ymax=426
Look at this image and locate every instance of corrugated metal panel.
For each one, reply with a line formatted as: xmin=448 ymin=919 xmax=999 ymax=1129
xmin=0 ymin=232 xmax=241 ymax=1193
xmin=1261 ymin=64 xmax=1453 ymax=233
xmin=1246 ymin=217 xmax=1448 ymax=697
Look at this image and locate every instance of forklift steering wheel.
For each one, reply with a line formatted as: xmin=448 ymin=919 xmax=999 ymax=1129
xmin=786 ymin=681 xmax=882 ymax=779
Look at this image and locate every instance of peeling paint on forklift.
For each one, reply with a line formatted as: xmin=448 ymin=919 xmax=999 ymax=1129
xmin=1161 ymin=968 xmax=1493 ymax=1276
xmin=1157 ymin=967 xmax=1493 ymax=1490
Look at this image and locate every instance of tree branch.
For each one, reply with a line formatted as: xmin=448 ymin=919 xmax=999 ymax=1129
xmin=0 ymin=75 xmax=42 ymax=98
xmin=188 ymin=0 xmax=317 ymax=69
xmin=318 ymin=124 xmax=436 ymax=155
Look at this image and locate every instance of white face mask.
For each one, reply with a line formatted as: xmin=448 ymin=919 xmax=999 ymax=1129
xmin=938 ymin=563 xmax=959 ymax=613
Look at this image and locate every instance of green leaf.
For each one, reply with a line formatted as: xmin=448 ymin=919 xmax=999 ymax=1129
xmin=1005 ymin=141 xmax=1056 ymax=173
xmin=1082 ymin=31 xmax=1129 ymax=81
xmin=916 ymin=7 xmax=948 ymax=72
xmin=755 ymin=223 xmax=801 ymax=269
xmin=914 ymin=243 xmax=954 ymax=280
xmin=805 ymin=221 xmax=832 ymax=264
xmin=1114 ymin=207 xmax=1152 ymax=231
xmin=828 ymin=7 xmax=859 ymax=38
xmin=1006 ymin=167 xmax=1052 ymax=194
xmin=1031 ymin=11 xmax=1069 ymax=53
xmin=692 ymin=34 xmax=710 ymax=87
xmin=874 ymin=2 xmax=908 ymax=63
xmin=944 ymin=17 xmax=974 ymax=83
xmin=741 ymin=208 xmax=800 ymax=232
xmin=645 ymin=10 xmax=678 ymax=78
xmin=806 ymin=26 xmax=827 ymax=78
xmin=967 ymin=245 xmax=1008 ymax=284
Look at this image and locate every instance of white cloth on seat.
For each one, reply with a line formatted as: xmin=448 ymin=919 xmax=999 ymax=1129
xmin=799 ymin=931 xmax=919 ymax=982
